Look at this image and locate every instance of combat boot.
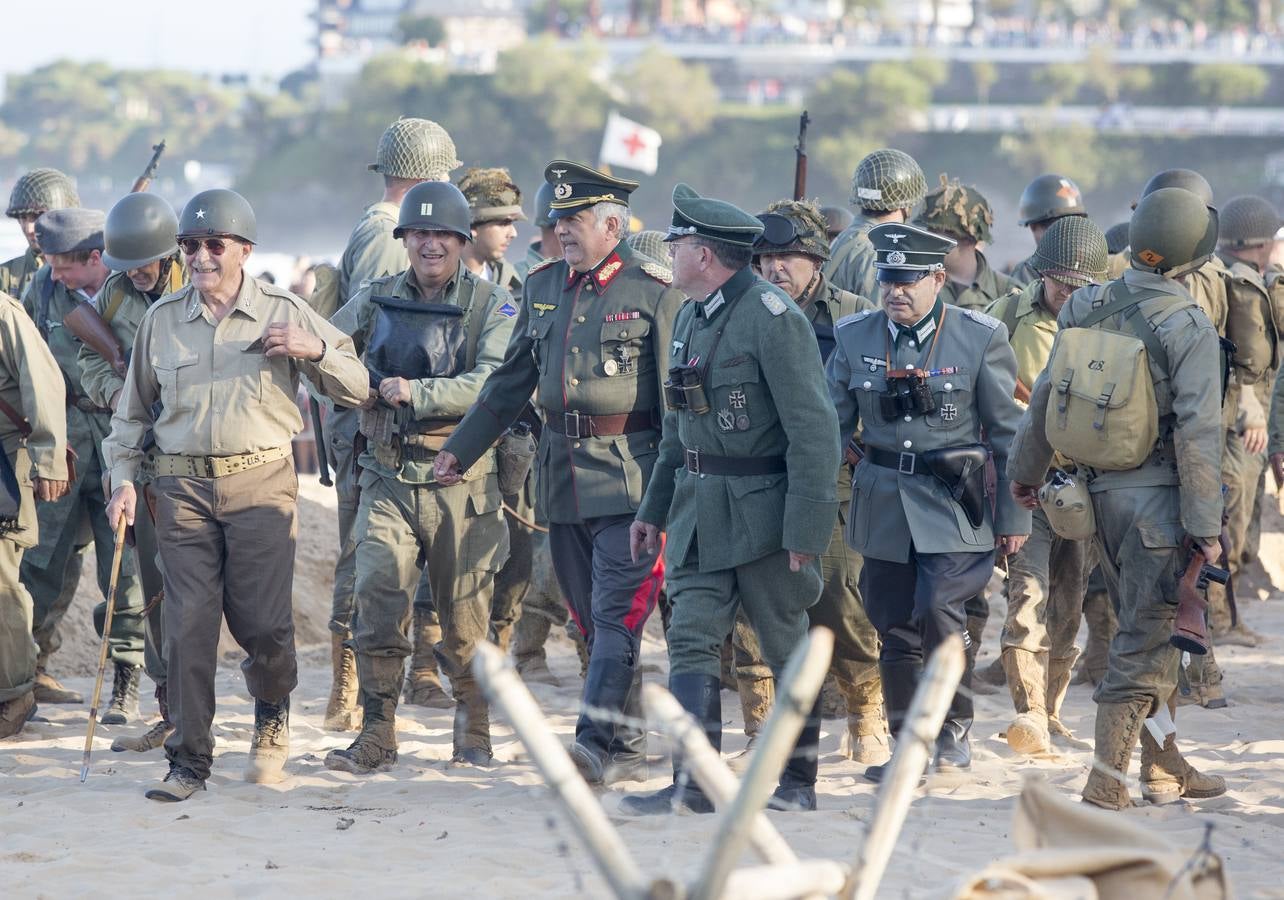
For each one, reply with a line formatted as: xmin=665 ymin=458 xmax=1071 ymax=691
xmin=101 ymin=663 xmax=140 ymax=725
xmin=513 ymin=609 xmax=559 ymax=686
xmin=1045 ymin=649 xmax=1079 ymax=738
xmin=33 ymin=653 xmax=82 ymax=704
xmin=934 ymin=657 xmax=974 ymax=771
xmin=1139 ymin=728 xmax=1227 ymax=804
xmin=768 ymin=696 xmax=823 ymax=812
xmin=112 ymin=683 xmax=174 ymax=753
xmin=403 ymin=608 xmax=451 ymax=709
xmin=1002 ymin=648 xmax=1050 ymax=755
xmin=246 ymin=697 xmax=290 ymax=784
xmin=325 ymin=655 xmax=401 ymax=774
xmin=1072 ymin=590 xmax=1115 ymax=686
xmin=0 ymin=691 xmax=36 ymax=739
xmin=449 ymin=671 xmax=493 ymax=768
xmin=864 ymin=660 xmax=922 ymax=784
xmin=324 ymin=632 xmax=362 ymax=732
xmin=145 ymin=765 xmax=206 ymax=802
xmin=729 ymin=674 xmax=773 ymax=775
xmin=618 ymin=674 xmax=720 ymax=816
xmin=1081 ymin=698 xmax=1148 ymax=810
xmin=603 ymin=669 xmax=648 ymax=785
xmin=841 ymin=677 xmax=889 ymax=766
xmin=569 ymin=656 xmax=636 ymax=784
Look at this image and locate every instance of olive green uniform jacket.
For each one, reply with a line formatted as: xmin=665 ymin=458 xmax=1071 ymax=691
xmin=337 ymin=201 xmax=406 ymax=300
xmin=0 ymin=247 xmax=42 ymax=303
xmin=444 ymin=240 xmax=685 ymax=524
xmin=822 ymin=213 xmax=879 ymax=300
xmin=939 ymin=250 xmax=1019 ymax=312
xmin=636 ymin=267 xmax=840 ymax=571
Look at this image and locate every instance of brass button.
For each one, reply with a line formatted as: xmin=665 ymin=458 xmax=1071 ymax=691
xmin=574 ymin=441 xmax=582 ymax=449
xmin=577 ymin=315 xmax=586 ymax=323
xmin=571 ymin=346 xmax=580 ymax=354
xmin=570 ymin=378 xmax=580 ymax=386
xmin=903 ymin=440 xmax=913 ymax=449
xmin=618 ymin=330 xmax=628 ymax=338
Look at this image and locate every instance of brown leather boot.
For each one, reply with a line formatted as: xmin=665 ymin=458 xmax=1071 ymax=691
xmin=1003 ymin=648 xmax=1050 ymax=755
xmin=0 ymin=691 xmax=36 ymax=739
xmin=326 ymin=655 xmax=401 ymax=774
xmin=403 ymin=609 xmax=452 ymax=709
xmin=842 ymin=676 xmax=889 ymax=765
xmin=1140 ymin=698 xmax=1227 ymax=804
xmin=33 ymin=653 xmax=82 ymax=704
xmin=324 ymin=632 xmax=362 ymax=732
xmin=1045 ymin=648 xmax=1079 ymax=738
xmin=729 ymin=675 xmax=773 ymax=775
xmin=112 ymin=683 xmax=174 ymax=753
xmin=1081 ymin=698 xmax=1148 ymax=810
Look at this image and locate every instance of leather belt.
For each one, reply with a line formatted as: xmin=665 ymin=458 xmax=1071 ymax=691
xmin=684 ymin=448 xmax=787 ymax=476
xmin=865 ymin=445 xmax=925 ymax=476
xmin=149 ymin=446 xmax=290 ymax=478
xmin=543 ymin=408 xmax=657 ymax=439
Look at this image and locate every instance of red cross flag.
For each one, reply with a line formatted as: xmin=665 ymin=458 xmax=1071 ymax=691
xmin=599 ymin=111 xmax=662 ymax=176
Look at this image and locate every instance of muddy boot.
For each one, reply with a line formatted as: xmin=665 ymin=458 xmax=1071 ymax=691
xmin=449 ymin=672 xmax=492 ymax=768
xmin=842 ymin=677 xmax=888 ymax=765
xmin=33 ymin=653 xmax=82 ymax=704
xmin=513 ymin=609 xmax=559 ymax=686
xmin=1139 ymin=708 xmax=1227 ymax=804
xmin=976 ymin=656 xmax=1007 ymax=689
xmin=145 ymin=765 xmax=206 ymax=802
xmin=246 ymin=697 xmax=290 ymax=784
xmin=729 ymin=674 xmax=773 ymax=775
xmin=0 ymin=691 xmax=36 ymax=739
xmin=112 ymin=683 xmax=174 ymax=752
xmin=818 ymin=673 xmax=846 ymax=719
xmin=1216 ymin=621 xmax=1264 ymax=648
xmin=1002 ymin=648 xmax=1050 ymax=755
xmin=100 ymin=663 xmax=140 ymax=725
xmin=326 ymin=655 xmax=401 ymax=774
xmin=403 ymin=609 xmax=452 ymax=709
xmin=1180 ymin=645 xmax=1228 ymax=710
xmin=1045 ymin=649 xmax=1079 ymax=738
xmin=1081 ymin=698 xmax=1148 ymax=810
xmin=1073 ymin=590 xmax=1115 ymax=687
xmin=324 ymin=632 xmax=362 ymax=732
xmin=618 ymin=674 xmax=720 ymax=816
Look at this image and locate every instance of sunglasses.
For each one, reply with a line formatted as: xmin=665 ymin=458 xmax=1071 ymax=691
xmin=755 ymin=213 xmax=800 ymax=248
xmin=179 ymin=237 xmax=234 ymax=256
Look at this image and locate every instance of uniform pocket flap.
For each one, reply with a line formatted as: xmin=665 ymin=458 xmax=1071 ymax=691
xmin=600 ymin=320 xmax=651 ymax=343
xmin=152 ymin=351 xmax=199 ymax=371
xmin=848 ymin=372 xmax=887 ymax=393
xmin=728 ymin=472 xmax=785 ymax=498
xmin=1136 ymin=521 xmax=1183 ymax=549
xmin=466 ymin=481 xmax=503 ymax=516
xmin=711 ymin=359 xmax=761 ymax=387
xmin=527 ymin=315 xmax=556 ymax=340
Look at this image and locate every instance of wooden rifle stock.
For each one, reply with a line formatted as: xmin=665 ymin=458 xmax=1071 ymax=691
xmin=792 ymin=110 xmax=809 ymax=201
xmin=63 ymin=302 xmax=127 ymax=377
xmin=131 ymin=139 xmax=166 ymax=193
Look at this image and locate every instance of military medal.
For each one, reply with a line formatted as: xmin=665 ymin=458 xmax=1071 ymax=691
xmin=717 ymin=409 xmax=734 ymax=431
xmin=728 ymin=390 xmax=746 ymax=409
xmin=735 ymin=415 xmax=750 ymax=431
xmin=616 ymin=347 xmax=635 ymax=375
xmin=603 ymin=359 xmax=619 ymax=376
xmin=940 ymin=403 xmax=958 ymax=422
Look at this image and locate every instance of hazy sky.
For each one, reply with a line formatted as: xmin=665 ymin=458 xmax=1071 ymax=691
xmin=0 ymin=0 xmax=316 ymax=81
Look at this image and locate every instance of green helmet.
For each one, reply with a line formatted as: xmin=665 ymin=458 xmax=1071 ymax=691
xmin=1032 ymin=216 xmax=1107 ymax=286
xmin=1129 ymin=187 xmax=1218 ymax=278
xmin=7 ymin=167 xmax=80 ymax=217
xmin=819 ymin=205 xmax=854 ymax=239
xmin=456 ymin=167 xmax=525 ymax=225
xmin=1017 ymin=174 xmax=1086 ymax=226
xmin=1138 ymin=169 xmax=1213 ymax=207
xmin=917 ymin=176 xmax=995 ymax=244
xmin=393 ymin=182 xmax=471 ymax=241
xmin=178 ymin=189 xmax=256 ymax=243
xmin=1218 ymin=195 xmax=1281 ymax=249
xmin=368 ymin=117 xmax=461 ymax=180
xmin=102 ymin=193 xmax=179 ymax=271
xmin=754 ymin=199 xmax=831 ymax=261
xmin=532 ymin=181 xmax=556 ymax=228
xmin=1104 ymin=221 xmax=1130 ymax=255
xmin=850 ymin=149 xmax=927 ymax=213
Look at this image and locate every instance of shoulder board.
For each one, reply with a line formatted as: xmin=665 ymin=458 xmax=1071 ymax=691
xmin=152 ymin=285 xmax=193 ymax=309
xmin=760 ymin=291 xmax=788 ymax=317
xmin=639 ymin=260 xmax=672 ymax=284
xmin=527 ymin=257 xmax=559 ymax=277
xmin=959 ymin=308 xmax=1001 ymax=330
xmin=835 ymin=309 xmax=875 ymax=329
xmin=260 ymin=281 xmax=306 ymax=305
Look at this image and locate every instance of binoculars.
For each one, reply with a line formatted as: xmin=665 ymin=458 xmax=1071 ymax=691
xmin=665 ymin=364 xmax=710 ymax=414
xmin=879 ymin=368 xmax=937 ymax=421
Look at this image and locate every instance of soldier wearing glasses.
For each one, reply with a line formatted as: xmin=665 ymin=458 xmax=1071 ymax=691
xmin=825 ymin=222 xmax=1030 ymax=782
xmin=103 ymin=189 xmax=367 ymax=801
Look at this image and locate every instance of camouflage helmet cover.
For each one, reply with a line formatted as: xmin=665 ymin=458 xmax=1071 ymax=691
xmin=7 ymin=167 xmax=80 ymax=217
xmin=369 ymin=117 xmax=461 ymax=180
xmin=755 ymin=199 xmax=832 ymax=261
xmin=850 ymin=148 xmax=927 ymax=212
xmin=1032 ymin=216 xmax=1108 ymax=286
xmin=102 ymin=192 xmax=180 ymax=271
xmin=177 ymin=188 xmax=257 ymax=243
xmin=1129 ymin=187 xmax=1218 ymax=278
xmin=1218 ymin=195 xmax=1281 ymax=249
xmin=1017 ymin=173 xmax=1086 ymax=226
xmin=456 ymin=167 xmax=526 ymax=225
xmin=917 ymin=175 xmax=995 ymax=244
xmin=393 ymin=181 xmax=472 ymax=242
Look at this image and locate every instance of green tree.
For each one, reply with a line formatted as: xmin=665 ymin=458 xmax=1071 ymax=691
xmin=492 ymin=37 xmax=609 ymax=139
xmin=1188 ymin=64 xmax=1270 ymax=106
xmin=618 ymin=46 xmax=717 ymax=138
xmin=397 ymin=13 xmax=446 ymax=47
xmin=1035 ymin=63 xmax=1087 ymax=105
xmin=1082 ymin=49 xmax=1153 ymax=104
xmin=971 ymin=61 xmax=998 ymax=104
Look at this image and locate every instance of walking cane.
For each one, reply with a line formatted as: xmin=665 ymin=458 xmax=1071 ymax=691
xmin=80 ymin=514 xmax=129 ymax=783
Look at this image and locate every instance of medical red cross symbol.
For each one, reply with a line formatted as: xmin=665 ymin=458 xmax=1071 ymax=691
xmin=622 ymin=130 xmax=647 ymax=158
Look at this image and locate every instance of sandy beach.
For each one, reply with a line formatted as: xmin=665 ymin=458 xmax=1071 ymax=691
xmin=3 ymin=475 xmax=1283 ymax=898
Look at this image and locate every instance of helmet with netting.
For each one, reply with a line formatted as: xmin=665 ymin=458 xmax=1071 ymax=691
xmin=1137 ymin=168 xmax=1214 ymax=207
xmin=626 ymin=230 xmax=669 ymax=267
xmin=368 ymin=118 xmax=461 ymax=180
xmin=754 ymin=199 xmax=831 ymax=261
xmin=7 ymin=167 xmax=80 ymax=217
xmin=849 ymin=149 xmax=926 ymax=212
xmin=1017 ymin=174 xmax=1086 ymax=226
xmin=1129 ymin=187 xmax=1218 ymax=278
xmin=456 ymin=167 xmax=525 ymax=225
xmin=1218 ymin=195 xmax=1281 ymax=249
xmin=917 ymin=175 xmax=995 ymax=243
xmin=1032 ymin=216 xmax=1107 ymax=286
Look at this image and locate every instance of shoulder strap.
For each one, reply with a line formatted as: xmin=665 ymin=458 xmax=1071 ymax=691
xmin=1078 ymin=281 xmax=1175 ymax=373
xmin=101 ymin=280 xmax=129 ymax=324
xmin=0 ymin=396 xmax=31 ymax=437
xmin=458 ymin=275 xmax=483 ymax=371
xmin=36 ymin=269 xmax=53 ymax=339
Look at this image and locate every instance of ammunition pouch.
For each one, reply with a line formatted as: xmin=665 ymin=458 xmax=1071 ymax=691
xmin=496 ymin=423 xmax=537 ymax=496
xmin=920 ymin=444 xmax=989 ymax=529
xmin=1038 ymin=468 xmax=1095 ymax=540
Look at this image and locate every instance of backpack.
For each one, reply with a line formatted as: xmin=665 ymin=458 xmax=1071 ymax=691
xmin=1043 ymin=282 xmax=1186 ymax=470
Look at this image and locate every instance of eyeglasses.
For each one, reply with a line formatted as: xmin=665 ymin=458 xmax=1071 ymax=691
xmin=179 ymin=237 xmax=231 ymax=257
xmin=755 ymin=213 xmax=800 ymax=248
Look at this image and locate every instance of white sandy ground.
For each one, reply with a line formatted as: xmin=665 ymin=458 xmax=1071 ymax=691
xmin=3 ymin=476 xmax=1284 ymax=898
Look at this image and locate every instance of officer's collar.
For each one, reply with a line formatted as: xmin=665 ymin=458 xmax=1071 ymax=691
xmin=186 ymin=271 xmax=258 ymax=321
xmin=567 ymin=239 xmax=632 ymax=291
xmin=698 ymin=266 xmax=755 ymax=318
xmin=404 ymin=261 xmax=463 ymax=302
xmin=886 ymin=296 xmax=943 ymax=345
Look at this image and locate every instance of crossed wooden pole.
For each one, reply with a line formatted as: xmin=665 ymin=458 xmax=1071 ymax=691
xmin=474 ymin=630 xmax=965 ymax=900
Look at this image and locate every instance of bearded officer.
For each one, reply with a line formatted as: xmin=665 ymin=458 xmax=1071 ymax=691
xmin=77 ymin=192 xmax=186 ymax=753
xmin=1007 ymin=174 xmax=1088 ymax=285
xmin=436 ymin=161 xmax=684 ymax=787
xmin=827 ymin=222 xmax=1030 ymax=781
xmin=622 ymin=185 xmax=841 ymax=815
xmin=103 ymin=189 xmax=368 ymax=801
xmin=2 ymin=168 xmax=80 ymax=299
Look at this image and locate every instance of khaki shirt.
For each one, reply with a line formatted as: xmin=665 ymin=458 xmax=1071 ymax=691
xmin=0 ymin=292 xmax=67 ymax=547
xmin=103 ymin=274 xmax=368 ymax=487
xmin=987 ymin=280 xmax=1058 ymax=395
xmin=338 ymin=201 xmax=406 ymax=300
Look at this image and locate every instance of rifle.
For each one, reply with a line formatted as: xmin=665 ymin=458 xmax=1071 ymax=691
xmin=64 ymin=302 xmax=127 ymax=377
xmin=131 ymin=139 xmax=166 ymax=193
xmin=1170 ymin=543 xmax=1230 ymax=655
xmin=310 ymin=396 xmax=332 ymax=487
xmin=792 ymin=110 xmax=810 ymax=201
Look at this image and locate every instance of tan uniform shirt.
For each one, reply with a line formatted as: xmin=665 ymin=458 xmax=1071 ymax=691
xmin=103 ymin=274 xmax=368 ymax=487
